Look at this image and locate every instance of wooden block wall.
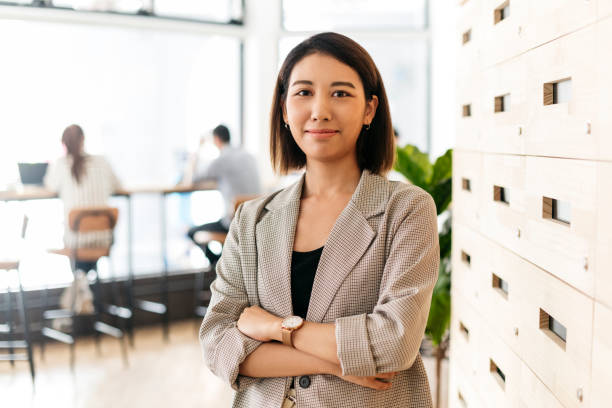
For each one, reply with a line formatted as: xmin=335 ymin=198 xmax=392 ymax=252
xmin=450 ymin=1 xmax=612 ymax=407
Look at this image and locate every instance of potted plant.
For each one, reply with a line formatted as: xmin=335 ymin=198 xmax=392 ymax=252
xmin=394 ymin=144 xmax=452 ymax=408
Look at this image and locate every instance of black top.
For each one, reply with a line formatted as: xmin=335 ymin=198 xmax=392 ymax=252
xmin=290 ymin=246 xmax=324 ymax=319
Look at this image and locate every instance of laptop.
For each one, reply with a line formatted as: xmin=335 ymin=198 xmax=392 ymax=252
xmin=18 ymin=162 xmax=48 ymax=186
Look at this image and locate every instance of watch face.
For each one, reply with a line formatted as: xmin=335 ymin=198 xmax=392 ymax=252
xmin=282 ymin=316 xmax=303 ymax=329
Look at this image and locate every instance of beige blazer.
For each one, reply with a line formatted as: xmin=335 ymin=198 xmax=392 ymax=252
xmin=199 ymin=170 xmax=439 ymax=408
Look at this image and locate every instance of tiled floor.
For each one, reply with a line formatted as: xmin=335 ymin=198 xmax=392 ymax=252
xmin=1 ymin=320 xmax=447 ymax=407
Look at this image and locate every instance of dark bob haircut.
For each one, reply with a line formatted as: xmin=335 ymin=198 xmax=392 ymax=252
xmin=269 ymin=32 xmax=395 ymax=175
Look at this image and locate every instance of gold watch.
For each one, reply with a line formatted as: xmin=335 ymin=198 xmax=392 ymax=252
xmin=280 ymin=316 xmax=304 ymax=347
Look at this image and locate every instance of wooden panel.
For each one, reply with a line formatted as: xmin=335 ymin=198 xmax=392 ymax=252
xmin=515 ymin=258 xmax=593 ymax=408
xmin=476 ymin=327 xmax=521 ymax=407
xmin=516 ymin=360 xmax=565 ymax=408
xmin=453 ymin=151 xmax=484 ymax=231
xmin=449 ymin=291 xmax=482 ymax=387
xmin=480 ymin=55 xmax=527 ymax=154
xmin=524 ymin=0 xmax=598 ymax=50
xmin=595 ymin=162 xmax=612 ymax=307
xmin=478 ymin=235 xmax=522 ymax=352
xmin=598 ymin=0 xmax=612 ymax=19
xmin=520 ymin=156 xmax=597 ymax=296
xmin=451 ymin=224 xmax=484 ymax=309
xmin=480 ymin=0 xmax=529 ymax=67
xmin=448 ymin=361 xmax=485 ymax=408
xmin=591 ymin=302 xmax=612 ymax=407
xmin=595 ymin=17 xmax=612 ymax=160
xmin=456 ymin=76 xmax=484 ymax=151
xmin=479 ymin=154 xmax=527 ymax=255
xmin=457 ymin=0 xmax=484 ymax=76
xmin=524 ymin=24 xmax=602 ymax=160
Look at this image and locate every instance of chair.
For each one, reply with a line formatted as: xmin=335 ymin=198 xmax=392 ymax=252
xmin=42 ymin=207 xmax=129 ymax=367
xmin=0 ymin=215 xmax=35 ymax=382
xmin=193 ymin=195 xmax=258 ymax=318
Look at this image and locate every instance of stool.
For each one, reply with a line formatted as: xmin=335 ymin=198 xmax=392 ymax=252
xmin=0 ymin=215 xmax=35 ymax=382
xmin=42 ymin=207 xmax=129 ymax=368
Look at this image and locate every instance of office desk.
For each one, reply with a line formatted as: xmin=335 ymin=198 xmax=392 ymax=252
xmin=0 ymin=182 xmax=217 ymax=341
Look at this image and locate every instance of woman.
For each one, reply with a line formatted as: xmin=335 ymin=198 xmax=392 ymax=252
xmin=44 ymin=124 xmax=122 ymax=253
xmin=199 ymin=32 xmax=439 ymax=407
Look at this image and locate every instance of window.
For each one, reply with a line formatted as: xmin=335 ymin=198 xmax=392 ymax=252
xmin=543 ymin=78 xmax=572 ymax=105
xmin=494 ymin=94 xmax=510 ymax=113
xmin=493 ymin=185 xmax=510 ymax=204
xmin=154 ymin=0 xmax=243 ymax=23
xmin=282 ymin=0 xmax=426 ymax=31
xmin=0 ymin=19 xmax=241 ymax=284
xmin=2 ymin=0 xmax=244 ymax=23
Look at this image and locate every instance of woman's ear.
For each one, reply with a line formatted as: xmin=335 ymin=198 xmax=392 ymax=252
xmin=364 ymin=95 xmax=379 ymax=125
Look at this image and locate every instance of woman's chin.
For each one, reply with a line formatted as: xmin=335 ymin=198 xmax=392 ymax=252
xmin=304 ymin=151 xmax=354 ymax=165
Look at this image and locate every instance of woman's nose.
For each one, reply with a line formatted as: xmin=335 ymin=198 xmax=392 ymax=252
xmin=310 ymin=94 xmax=332 ymax=122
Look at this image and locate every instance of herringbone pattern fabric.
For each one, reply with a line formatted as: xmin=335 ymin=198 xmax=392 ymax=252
xmin=200 ymin=170 xmax=439 ymax=407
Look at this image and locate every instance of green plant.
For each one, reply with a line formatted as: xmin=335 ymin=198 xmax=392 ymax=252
xmin=394 ymin=144 xmax=452 ymax=408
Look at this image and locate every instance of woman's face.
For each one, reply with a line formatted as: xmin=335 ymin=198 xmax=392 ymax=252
xmin=283 ymin=53 xmax=378 ymax=166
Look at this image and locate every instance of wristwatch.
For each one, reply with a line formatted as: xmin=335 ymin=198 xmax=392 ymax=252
xmin=280 ymin=315 xmax=304 ymax=347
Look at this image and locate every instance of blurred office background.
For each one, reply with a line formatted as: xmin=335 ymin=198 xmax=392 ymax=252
xmin=0 ymin=0 xmax=455 ymax=407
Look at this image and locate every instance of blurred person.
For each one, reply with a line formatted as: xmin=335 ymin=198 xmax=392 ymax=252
xmin=44 ymin=124 xmax=122 ymax=258
xmin=186 ymin=124 xmax=261 ymax=266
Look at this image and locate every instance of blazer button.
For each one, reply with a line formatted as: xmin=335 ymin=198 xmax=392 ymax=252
xmin=298 ymin=375 xmax=311 ymax=389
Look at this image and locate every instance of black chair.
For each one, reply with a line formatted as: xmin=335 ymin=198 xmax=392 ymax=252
xmin=0 ymin=215 xmax=35 ymax=382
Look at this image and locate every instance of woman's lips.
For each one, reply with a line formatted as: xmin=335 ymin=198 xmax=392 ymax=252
xmin=305 ymin=129 xmax=338 ymax=139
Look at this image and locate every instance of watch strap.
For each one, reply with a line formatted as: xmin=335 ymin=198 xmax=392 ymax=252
xmin=281 ymin=327 xmax=293 ymax=347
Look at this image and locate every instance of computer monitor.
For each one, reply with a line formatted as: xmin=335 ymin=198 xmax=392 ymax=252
xmin=18 ymin=162 xmax=48 ymax=186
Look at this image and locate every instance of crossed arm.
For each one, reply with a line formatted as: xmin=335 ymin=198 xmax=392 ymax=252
xmin=200 ymin=192 xmax=439 ymax=391
xmin=236 ymin=310 xmax=395 ymax=390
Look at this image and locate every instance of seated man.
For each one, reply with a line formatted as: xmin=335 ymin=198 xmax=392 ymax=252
xmin=187 ymin=125 xmax=261 ymax=265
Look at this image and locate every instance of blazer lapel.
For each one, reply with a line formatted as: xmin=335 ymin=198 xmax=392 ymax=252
xmin=307 ymin=170 xmax=389 ymax=323
xmin=255 ymin=174 xmax=304 ymax=318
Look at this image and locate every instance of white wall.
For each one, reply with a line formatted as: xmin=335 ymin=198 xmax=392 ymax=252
xmin=430 ymin=0 xmax=457 ymax=159
xmin=426 ymin=0 xmax=456 ymax=266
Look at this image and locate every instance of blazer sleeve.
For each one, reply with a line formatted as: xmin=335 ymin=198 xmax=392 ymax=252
xmin=199 ymin=203 xmax=262 ymax=391
xmin=334 ymin=190 xmax=439 ymax=376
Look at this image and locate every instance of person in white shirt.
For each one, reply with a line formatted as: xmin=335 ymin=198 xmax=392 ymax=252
xmin=44 ymin=124 xmax=122 ymax=269
xmin=187 ymin=125 xmax=261 ymax=265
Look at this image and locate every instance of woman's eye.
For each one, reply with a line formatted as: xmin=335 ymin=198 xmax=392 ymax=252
xmin=333 ymin=90 xmax=349 ymax=97
xmin=296 ymin=90 xmax=311 ymax=96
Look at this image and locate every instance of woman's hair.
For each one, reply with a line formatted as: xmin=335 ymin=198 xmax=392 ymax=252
xmin=62 ymin=124 xmax=87 ymax=183
xmin=269 ymin=32 xmax=395 ymax=175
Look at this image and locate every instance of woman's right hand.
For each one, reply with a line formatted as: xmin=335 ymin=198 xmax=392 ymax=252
xmin=338 ymin=372 xmax=397 ymax=390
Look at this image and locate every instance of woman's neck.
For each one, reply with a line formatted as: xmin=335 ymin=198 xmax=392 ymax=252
xmin=303 ymin=157 xmax=361 ymax=199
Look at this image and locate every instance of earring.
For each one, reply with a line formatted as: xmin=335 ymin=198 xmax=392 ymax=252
xmin=364 ymin=124 xmax=371 ymax=131
xmin=284 ymin=122 xmax=290 ymax=130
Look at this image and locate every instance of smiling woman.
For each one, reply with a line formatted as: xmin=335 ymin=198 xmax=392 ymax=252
xmin=282 ymin=53 xmax=378 ymax=168
xmin=270 ymin=33 xmax=394 ymax=175
xmin=199 ymin=32 xmax=439 ymax=408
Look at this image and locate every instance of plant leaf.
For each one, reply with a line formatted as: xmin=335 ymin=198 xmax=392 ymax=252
xmin=431 ymin=178 xmax=452 ymax=215
xmin=439 ymin=225 xmax=452 ymax=262
xmin=425 ymin=268 xmax=451 ymax=346
xmin=430 ymin=149 xmax=453 ymax=188
xmin=393 ymin=145 xmax=432 ymax=191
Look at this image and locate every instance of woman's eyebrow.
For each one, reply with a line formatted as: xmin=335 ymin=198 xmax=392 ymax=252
xmin=331 ymin=81 xmax=356 ymax=89
xmin=289 ymin=80 xmax=356 ymax=89
xmin=290 ymin=80 xmax=313 ymax=87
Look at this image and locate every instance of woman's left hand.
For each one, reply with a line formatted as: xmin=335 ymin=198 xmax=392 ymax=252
xmin=237 ymin=305 xmax=282 ymax=342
